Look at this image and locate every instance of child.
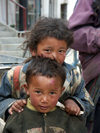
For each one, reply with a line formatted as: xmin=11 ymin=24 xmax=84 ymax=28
xmin=0 ymin=17 xmax=93 ymax=121
xmin=3 ymin=56 xmax=87 ymax=133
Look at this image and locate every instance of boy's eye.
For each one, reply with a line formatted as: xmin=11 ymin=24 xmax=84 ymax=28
xmin=35 ymin=90 xmax=41 ymax=94
xmin=50 ymin=91 xmax=56 ymax=95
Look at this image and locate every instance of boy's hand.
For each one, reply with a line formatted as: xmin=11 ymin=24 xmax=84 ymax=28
xmin=64 ymin=99 xmax=80 ymax=116
xmin=8 ymin=99 xmax=27 ymax=115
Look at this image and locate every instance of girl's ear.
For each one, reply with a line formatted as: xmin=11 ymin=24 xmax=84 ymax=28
xmin=30 ymin=48 xmax=36 ymax=56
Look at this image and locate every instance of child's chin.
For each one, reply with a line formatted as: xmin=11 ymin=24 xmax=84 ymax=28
xmin=39 ymin=110 xmax=49 ymax=113
xmin=37 ymin=108 xmax=51 ymax=113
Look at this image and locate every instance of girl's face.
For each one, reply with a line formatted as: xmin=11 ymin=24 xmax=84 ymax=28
xmin=31 ymin=37 xmax=68 ymax=64
xmin=26 ymin=75 xmax=64 ymax=113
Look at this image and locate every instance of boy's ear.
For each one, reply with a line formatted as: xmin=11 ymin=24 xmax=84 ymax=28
xmin=30 ymin=48 xmax=36 ymax=56
xmin=61 ymin=87 xmax=65 ymax=93
xmin=23 ymin=84 xmax=29 ymax=95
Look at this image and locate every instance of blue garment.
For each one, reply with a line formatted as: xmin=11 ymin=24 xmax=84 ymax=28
xmin=0 ymin=61 xmax=94 ymax=119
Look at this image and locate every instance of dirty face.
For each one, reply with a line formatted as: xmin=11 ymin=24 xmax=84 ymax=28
xmin=26 ymin=75 xmax=64 ymax=113
xmin=31 ymin=37 xmax=67 ymax=64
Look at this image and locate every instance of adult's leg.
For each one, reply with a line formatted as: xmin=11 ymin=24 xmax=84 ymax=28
xmin=86 ymin=76 xmax=100 ymax=133
xmin=92 ymin=97 xmax=100 ymax=133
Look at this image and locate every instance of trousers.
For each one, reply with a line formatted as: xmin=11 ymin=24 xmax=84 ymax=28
xmin=86 ymin=76 xmax=100 ymax=133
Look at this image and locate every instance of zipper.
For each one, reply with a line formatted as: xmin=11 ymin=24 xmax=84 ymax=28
xmin=43 ymin=113 xmax=47 ymax=133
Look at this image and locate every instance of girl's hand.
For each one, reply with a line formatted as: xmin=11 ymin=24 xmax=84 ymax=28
xmin=64 ymin=99 xmax=81 ymax=116
xmin=8 ymin=99 xmax=27 ymax=115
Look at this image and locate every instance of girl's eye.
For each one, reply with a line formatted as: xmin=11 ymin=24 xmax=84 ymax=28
xmin=44 ymin=49 xmax=51 ymax=53
xmin=59 ymin=49 xmax=66 ymax=53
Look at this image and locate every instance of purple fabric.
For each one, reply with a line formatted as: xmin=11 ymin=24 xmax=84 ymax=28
xmin=69 ymin=0 xmax=100 ymax=84
xmin=69 ymin=0 xmax=94 ymax=28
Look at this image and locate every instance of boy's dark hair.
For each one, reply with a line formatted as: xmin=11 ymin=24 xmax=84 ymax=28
xmin=26 ymin=56 xmax=66 ymax=87
xmin=22 ymin=17 xmax=73 ymax=56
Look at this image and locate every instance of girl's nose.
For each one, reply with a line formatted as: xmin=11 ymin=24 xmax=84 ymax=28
xmin=51 ymin=53 xmax=60 ymax=63
xmin=51 ymin=52 xmax=57 ymax=60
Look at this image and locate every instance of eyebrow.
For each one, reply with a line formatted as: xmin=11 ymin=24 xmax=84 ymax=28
xmin=50 ymin=88 xmax=59 ymax=91
xmin=33 ymin=88 xmax=41 ymax=90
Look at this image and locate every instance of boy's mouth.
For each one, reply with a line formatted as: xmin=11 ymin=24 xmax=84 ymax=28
xmin=39 ymin=105 xmax=49 ymax=111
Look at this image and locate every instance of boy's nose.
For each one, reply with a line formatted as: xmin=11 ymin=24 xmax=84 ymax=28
xmin=41 ymin=96 xmax=48 ymax=103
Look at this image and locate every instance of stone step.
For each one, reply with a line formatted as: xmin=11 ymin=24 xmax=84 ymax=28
xmin=0 ymin=50 xmax=30 ymax=58
xmin=0 ymin=50 xmax=24 ymax=57
xmin=0 ymin=37 xmax=25 ymax=44
xmin=0 ymin=22 xmax=18 ymax=37
xmin=0 ymin=25 xmax=7 ymax=31
xmin=0 ymin=23 xmax=10 ymax=31
xmin=0 ymin=54 xmax=26 ymax=64
xmin=0 ymin=43 xmax=22 ymax=51
xmin=0 ymin=31 xmax=17 ymax=37
xmin=0 ymin=22 xmax=29 ymax=60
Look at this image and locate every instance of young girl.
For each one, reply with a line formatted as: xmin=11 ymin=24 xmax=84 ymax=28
xmin=0 ymin=17 xmax=94 ymax=121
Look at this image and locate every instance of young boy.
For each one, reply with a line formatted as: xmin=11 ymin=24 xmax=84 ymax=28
xmin=3 ymin=56 xmax=87 ymax=133
xmin=0 ymin=18 xmax=93 ymax=121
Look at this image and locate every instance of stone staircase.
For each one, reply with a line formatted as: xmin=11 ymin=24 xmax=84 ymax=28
xmin=0 ymin=22 xmax=29 ymax=78
xmin=0 ymin=37 xmax=25 ymax=57
xmin=0 ymin=22 xmax=26 ymax=58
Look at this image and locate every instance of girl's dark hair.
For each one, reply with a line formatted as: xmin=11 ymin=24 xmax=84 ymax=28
xmin=26 ymin=56 xmax=66 ymax=87
xmin=22 ymin=17 xmax=73 ymax=57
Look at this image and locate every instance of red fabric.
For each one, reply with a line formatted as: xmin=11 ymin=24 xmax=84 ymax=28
xmin=13 ymin=66 xmax=22 ymax=90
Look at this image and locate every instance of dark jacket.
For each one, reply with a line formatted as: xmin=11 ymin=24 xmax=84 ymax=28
xmin=3 ymin=105 xmax=87 ymax=133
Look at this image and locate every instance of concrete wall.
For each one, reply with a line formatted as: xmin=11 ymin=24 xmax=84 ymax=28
xmin=41 ymin=0 xmax=68 ymax=18
xmin=0 ymin=0 xmax=6 ymax=24
xmin=41 ymin=0 xmax=77 ymax=19
xmin=0 ymin=0 xmax=16 ymax=25
xmin=41 ymin=0 xmax=49 ymax=17
xmin=67 ymin=0 xmax=77 ymax=19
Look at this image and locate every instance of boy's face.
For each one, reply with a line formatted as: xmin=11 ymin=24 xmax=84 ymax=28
xmin=31 ymin=37 xmax=67 ymax=64
xmin=26 ymin=75 xmax=64 ymax=113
